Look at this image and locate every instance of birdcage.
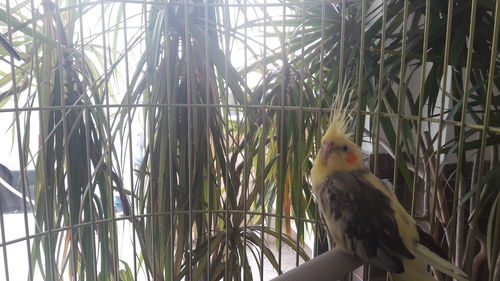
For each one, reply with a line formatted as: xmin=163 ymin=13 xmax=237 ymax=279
xmin=0 ymin=0 xmax=498 ymax=280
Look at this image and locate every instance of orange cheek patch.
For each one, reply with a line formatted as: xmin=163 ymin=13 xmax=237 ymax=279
xmin=346 ymin=152 xmax=358 ymax=164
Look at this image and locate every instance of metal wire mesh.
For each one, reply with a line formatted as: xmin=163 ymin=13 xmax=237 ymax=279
xmin=0 ymin=0 xmax=499 ymax=280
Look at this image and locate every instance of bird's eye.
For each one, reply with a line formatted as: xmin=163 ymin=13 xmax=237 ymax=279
xmin=342 ymin=145 xmax=348 ymax=151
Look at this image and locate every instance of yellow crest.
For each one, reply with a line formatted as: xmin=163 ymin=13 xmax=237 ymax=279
xmin=323 ymin=92 xmax=353 ymax=141
xmin=323 ymin=111 xmax=352 ymax=141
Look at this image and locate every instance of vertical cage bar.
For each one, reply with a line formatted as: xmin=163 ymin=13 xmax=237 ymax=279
xmin=164 ymin=1 xmax=176 ymax=280
xmin=52 ymin=0 xmax=79 ymax=277
xmin=373 ymin=0 xmax=387 ymax=177
xmin=31 ymin=55 xmax=57 ymax=281
xmin=144 ymin=2 xmax=157 ymax=279
xmin=318 ymin=0 xmax=325 ymax=108
xmin=122 ymin=3 xmax=139 ymax=280
xmin=428 ymin=0 xmax=453 ymax=255
xmin=295 ymin=0 xmax=306 ymax=267
xmin=392 ymin=0 xmax=409 ymax=191
xmin=371 ymin=1 xmax=388 ymax=279
xmin=453 ymin=0 xmax=478 ymax=268
xmin=242 ymin=0 xmax=248 ymax=278
xmin=338 ymin=2 xmax=348 ymax=278
xmin=313 ymin=0 xmax=326 ymax=259
xmin=259 ymin=0 xmax=268 ymax=279
xmin=337 ymin=0 xmax=346 ymax=110
xmin=411 ymin=0 xmax=433 ymax=216
xmin=223 ymin=0 xmax=230 ymax=279
xmin=76 ymin=0 xmax=98 ymax=279
xmin=354 ymin=0 xmax=368 ymax=279
xmin=277 ymin=1 xmax=287 ymax=272
xmin=429 ymin=0 xmax=455 ymax=255
xmin=5 ymin=0 xmax=34 ymax=279
xmin=183 ymin=0 xmax=194 ymax=279
xmin=0 ymin=183 xmax=9 ymax=281
xmin=99 ymin=0 xmax=120 ymax=277
xmin=354 ymin=0 xmax=366 ymax=146
xmin=204 ymin=0 xmax=212 ymax=280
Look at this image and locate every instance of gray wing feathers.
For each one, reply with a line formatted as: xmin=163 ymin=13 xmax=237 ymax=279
xmin=319 ymin=171 xmax=414 ymax=273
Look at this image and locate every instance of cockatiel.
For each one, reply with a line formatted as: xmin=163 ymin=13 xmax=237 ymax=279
xmin=310 ymin=112 xmax=468 ymax=281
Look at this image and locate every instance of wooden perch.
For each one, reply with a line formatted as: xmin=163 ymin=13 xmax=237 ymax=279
xmin=271 ymin=248 xmax=363 ymax=281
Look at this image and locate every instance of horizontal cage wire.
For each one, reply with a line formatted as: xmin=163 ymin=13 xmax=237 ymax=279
xmin=0 ymin=0 xmax=499 ymax=280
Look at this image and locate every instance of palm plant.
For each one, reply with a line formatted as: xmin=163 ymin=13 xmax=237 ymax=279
xmin=117 ymin=1 xmax=312 ymax=279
